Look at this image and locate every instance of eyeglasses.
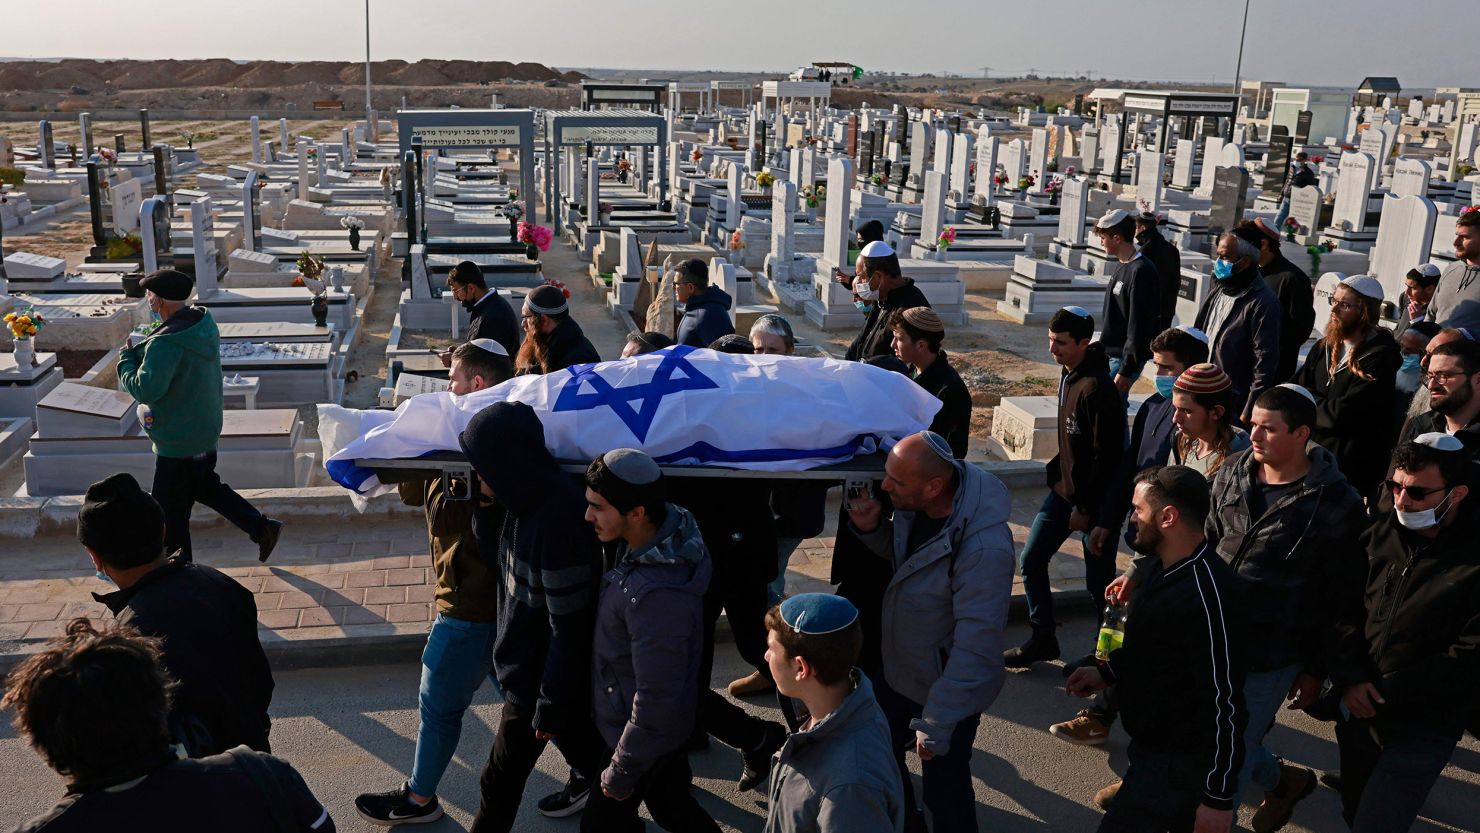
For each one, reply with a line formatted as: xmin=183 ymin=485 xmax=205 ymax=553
xmin=1383 ymin=480 xmax=1449 ymax=500
xmin=1422 ymin=369 xmax=1472 ymax=384
xmin=1327 ymin=298 xmax=1360 ymax=311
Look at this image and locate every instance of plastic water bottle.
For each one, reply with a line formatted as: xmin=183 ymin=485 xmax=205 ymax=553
xmin=1095 ymin=601 xmax=1126 ymax=662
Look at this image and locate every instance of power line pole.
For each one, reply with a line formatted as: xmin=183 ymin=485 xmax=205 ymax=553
xmin=364 ymin=0 xmax=374 ymax=130
xmin=1232 ymin=0 xmax=1251 ymax=106
xmin=980 ymin=66 xmax=991 ymax=79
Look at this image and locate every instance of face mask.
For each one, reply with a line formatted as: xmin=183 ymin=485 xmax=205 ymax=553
xmin=1154 ymin=375 xmax=1176 ymax=398
xmin=1212 ymin=258 xmax=1236 ymax=280
xmin=1396 ymin=489 xmax=1454 ymax=531
xmin=854 ymin=281 xmax=879 ymax=301
xmin=95 ymin=569 xmax=115 ymax=585
xmin=854 ymin=300 xmax=873 ymax=314
xmin=1401 ymin=354 xmax=1422 ymax=372
xmin=461 ymin=299 xmax=477 ymax=312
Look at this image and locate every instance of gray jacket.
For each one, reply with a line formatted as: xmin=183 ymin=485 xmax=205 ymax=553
xmin=591 ymin=505 xmax=711 ymax=797
xmin=1426 ymin=259 xmax=1480 ymax=333
xmin=765 ymin=671 xmax=905 ymax=833
xmin=855 ymin=462 xmax=1015 ymax=754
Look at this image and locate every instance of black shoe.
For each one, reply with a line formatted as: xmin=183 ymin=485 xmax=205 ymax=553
xmin=355 ymin=783 xmax=443 ymax=826
xmin=1061 ymin=653 xmax=1098 ymax=678
xmin=257 ymin=518 xmax=284 ymax=563
xmin=1318 ymin=768 xmax=1343 ymax=791
xmin=683 ymin=728 xmax=710 ymax=753
xmin=1004 ymin=634 xmax=1061 ymax=669
xmin=537 ymin=769 xmax=590 ymax=818
xmin=738 ymin=722 xmax=787 ymax=792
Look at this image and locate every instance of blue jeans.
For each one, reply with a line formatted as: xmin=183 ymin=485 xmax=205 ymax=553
xmin=1018 ymin=491 xmax=1111 ymax=639
xmin=1236 ymin=663 xmax=1303 ymax=806
xmin=1274 ymin=197 xmax=1291 ymax=229
xmin=408 ymin=613 xmax=500 ymax=798
xmin=1336 ymin=716 xmax=1461 ymax=832
xmin=876 ymin=674 xmax=982 ymax=833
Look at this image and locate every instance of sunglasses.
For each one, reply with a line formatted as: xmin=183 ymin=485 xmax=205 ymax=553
xmin=1383 ymin=480 xmax=1449 ymax=500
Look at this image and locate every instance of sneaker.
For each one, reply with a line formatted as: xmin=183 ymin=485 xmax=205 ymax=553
xmin=1092 ymin=780 xmax=1121 ymax=810
xmin=728 ymin=670 xmax=776 ymax=697
xmin=355 ymin=783 xmax=443 ymax=826
xmin=1318 ymin=768 xmax=1342 ymax=791
xmin=1049 ymin=709 xmax=1111 ymax=746
xmin=1004 ymin=633 xmax=1060 ymax=669
xmin=537 ymin=769 xmax=590 ymax=818
xmin=1061 ymin=653 xmax=1099 ymax=678
xmin=738 ymin=722 xmax=787 ymax=792
xmin=257 ymin=518 xmax=284 ymax=563
xmin=1251 ymin=762 xmax=1317 ymax=833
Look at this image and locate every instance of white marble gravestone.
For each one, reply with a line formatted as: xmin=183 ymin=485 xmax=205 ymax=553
xmin=1196 ymin=137 xmax=1227 ymax=196
xmin=1002 ymin=139 xmax=1027 ymax=187
xmin=1332 ymin=152 xmax=1377 ymax=233
xmin=1289 ymin=185 xmax=1323 ymax=245
xmin=296 ymin=139 xmax=310 ymax=200
xmin=932 ymin=128 xmax=953 ymax=175
xmin=1057 ymin=178 xmax=1089 ymax=245
xmin=949 ymin=133 xmax=973 ymax=204
xmin=1135 ymin=150 xmax=1165 ymax=214
xmin=1391 ymin=158 xmax=1432 ymax=199
xmin=4 ymin=252 xmax=66 ymax=280
xmin=919 ymin=171 xmax=947 ymax=250
xmin=1171 ymin=139 xmax=1196 ymax=189
xmin=769 ymin=180 xmax=798 ymax=282
xmin=1028 ymin=128 xmax=1050 ymax=190
xmin=1370 ymin=194 xmax=1437 ymax=299
xmin=973 ymin=130 xmax=999 ymax=205
xmin=190 ymin=197 xmax=219 ymax=294
xmin=250 ymin=116 xmax=261 ymax=164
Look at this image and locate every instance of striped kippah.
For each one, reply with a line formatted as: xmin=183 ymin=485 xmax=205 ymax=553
xmin=525 ymin=284 xmax=569 ymax=315
xmin=1174 ymin=363 xmax=1232 ymax=395
xmin=901 ymin=307 xmax=945 ymax=333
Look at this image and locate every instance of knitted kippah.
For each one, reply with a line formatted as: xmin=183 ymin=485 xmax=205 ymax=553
xmin=1174 ymin=363 xmax=1232 ymax=395
xmin=861 ymin=240 xmax=895 ymax=258
xmin=901 ymin=307 xmax=945 ymax=333
xmin=525 ymin=284 xmax=569 ymax=315
xmin=602 ymin=448 xmax=662 ymax=485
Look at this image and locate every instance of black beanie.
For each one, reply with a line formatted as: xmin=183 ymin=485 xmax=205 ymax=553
xmin=77 ymin=473 xmax=166 ymax=569
xmin=139 ymin=269 xmax=195 ymax=301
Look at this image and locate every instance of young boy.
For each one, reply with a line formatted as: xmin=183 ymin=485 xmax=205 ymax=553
xmin=764 ymin=594 xmax=905 ymax=833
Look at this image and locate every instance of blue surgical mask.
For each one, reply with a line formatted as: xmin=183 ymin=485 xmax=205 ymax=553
xmin=95 ymin=569 xmax=115 ymax=585
xmin=854 ymin=300 xmax=873 ymax=314
xmin=1401 ymin=354 xmax=1422 ymax=372
xmin=1154 ymin=375 xmax=1176 ymax=398
xmin=1212 ymin=258 xmax=1236 ymax=280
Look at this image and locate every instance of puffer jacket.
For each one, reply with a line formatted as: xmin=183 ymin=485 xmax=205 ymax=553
xmin=765 ymin=671 xmax=905 ymax=833
xmin=676 ymin=285 xmax=735 ymax=348
xmin=853 ymin=460 xmax=1015 ymax=754
xmin=593 ymin=505 xmax=711 ymax=797
xmin=1205 ymin=444 xmax=1369 ymax=672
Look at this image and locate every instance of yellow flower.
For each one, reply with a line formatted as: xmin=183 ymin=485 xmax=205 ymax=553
xmin=3 ymin=313 xmax=13 ymax=323
xmin=17 ymin=317 xmax=31 ymax=327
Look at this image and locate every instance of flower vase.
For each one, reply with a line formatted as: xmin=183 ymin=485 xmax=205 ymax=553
xmin=509 ymin=224 xmax=520 ymax=243
xmin=310 ymin=296 xmax=329 ymax=327
xmin=348 ymin=226 xmax=361 ymax=251
xmin=13 ymin=338 xmax=34 ymax=366
xmin=935 ymin=247 xmax=948 ymax=262
xmin=807 ymin=206 xmax=817 ymax=223
xmin=525 ymin=243 xmax=540 ymax=261
xmin=1050 ymin=191 xmax=1060 ymax=206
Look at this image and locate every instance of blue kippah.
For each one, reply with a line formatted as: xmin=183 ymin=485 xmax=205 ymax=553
xmin=780 ymin=593 xmax=859 ymax=635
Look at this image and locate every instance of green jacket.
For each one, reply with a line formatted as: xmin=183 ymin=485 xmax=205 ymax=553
xmin=117 ymin=307 xmax=224 ymax=458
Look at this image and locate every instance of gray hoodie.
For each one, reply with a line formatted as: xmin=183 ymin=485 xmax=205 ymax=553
xmin=854 ymin=461 xmax=1015 ymax=754
xmin=591 ymin=504 xmax=711 ymax=797
xmin=765 ymin=671 xmax=905 ymax=833
xmin=1426 ymin=258 xmax=1480 ymax=333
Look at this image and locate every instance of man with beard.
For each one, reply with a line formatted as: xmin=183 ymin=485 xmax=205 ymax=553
xmin=1195 ymin=232 xmax=1283 ymax=424
xmin=1294 ymin=275 xmax=1401 ymax=502
xmin=1424 ymin=209 xmax=1480 ymax=332
xmin=516 ymin=284 xmax=601 ymax=375
xmin=844 ymin=241 xmax=930 ymax=362
xmin=441 ymin=261 xmax=519 ymax=364
xmin=1066 ymin=466 xmax=1246 ymax=833
xmin=1397 ymin=339 xmax=1480 ymax=451
xmin=1402 ymin=327 xmax=1472 ymax=421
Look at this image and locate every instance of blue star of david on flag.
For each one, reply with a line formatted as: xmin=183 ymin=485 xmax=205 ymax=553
xmin=552 ymin=346 xmax=719 ymax=442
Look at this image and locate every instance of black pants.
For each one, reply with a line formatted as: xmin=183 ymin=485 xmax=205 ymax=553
xmin=153 ymin=452 xmax=267 ymax=561
xmin=579 ymin=748 xmax=721 ymax=833
xmin=1335 ymin=716 xmax=1461 ymax=832
xmin=696 ymin=585 xmax=779 ymax=753
xmin=470 ymin=698 xmax=603 ymax=833
xmin=1097 ymin=741 xmax=1202 ymax=832
xmin=876 ymin=675 xmax=981 ymax=833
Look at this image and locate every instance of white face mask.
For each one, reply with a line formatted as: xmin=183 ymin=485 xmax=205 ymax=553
xmin=1395 ymin=489 xmax=1454 ymax=531
xmin=854 ymin=281 xmax=879 ymax=301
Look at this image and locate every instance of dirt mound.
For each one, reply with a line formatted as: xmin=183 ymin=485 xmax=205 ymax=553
xmin=34 ymin=61 xmax=103 ymax=90
xmin=178 ymin=59 xmax=251 ymax=86
xmin=386 ymin=61 xmax=454 ymax=86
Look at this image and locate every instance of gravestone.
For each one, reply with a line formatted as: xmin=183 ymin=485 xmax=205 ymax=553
xmin=279 ymin=118 xmax=290 ymax=149
xmin=250 ymin=116 xmax=261 ymax=163
xmin=1220 ymin=142 xmax=1245 ymax=171
xmin=3 ymin=252 xmax=65 ymax=279
xmin=1391 ymin=158 xmax=1432 ymax=198
xmin=1196 ymin=136 xmax=1226 ymax=194
xmin=725 ymin=163 xmax=743 ymax=228
xmin=770 ymin=180 xmax=798 ymax=282
xmin=1358 ymin=129 xmax=1384 ymax=159
xmin=1028 ymin=128 xmax=1050 ymax=188
xmin=296 ymin=139 xmax=310 ymax=200
xmin=932 ymin=128 xmax=953 ymax=175
xmin=1371 ymin=195 xmax=1438 ymax=298
xmin=920 ymin=171 xmax=947 ymax=249
xmin=1289 ymin=185 xmax=1323 ymax=244
xmin=821 ymin=157 xmax=854 ymax=267
xmin=241 ymin=171 xmax=261 ymax=252
xmin=1332 ymin=152 xmax=1377 ymax=232
xmin=190 ymin=198 xmax=219 ymax=294
xmin=1002 ymin=139 xmax=1027 ymax=187
xmin=1100 ymin=120 xmax=1121 ymax=174
xmin=859 ymin=129 xmax=875 ymax=177
xmin=1262 ymin=135 xmax=1294 ymax=199
xmin=37 ymin=120 xmax=54 ymax=169
xmin=1170 ymin=138 xmax=1196 ymax=189
xmin=1135 ymin=150 xmax=1164 ymax=213
xmin=35 ymin=383 xmax=138 ymax=438
xmin=78 ymin=113 xmax=93 ymax=156
xmin=1057 ymin=177 xmax=1089 ymax=245
xmin=973 ymin=130 xmax=999 ymax=205
xmin=949 ymin=133 xmax=973 ymax=202
xmin=110 ymin=178 xmax=142 ymax=237
xmin=1080 ymin=129 xmax=1100 ymax=173
xmin=907 ymin=119 xmax=933 ymax=186
xmin=1208 ymin=167 xmax=1251 ymax=238
xmin=1295 ymin=110 xmax=1313 ymax=145
xmin=138 ymin=109 xmax=152 ymax=150
xmin=152 ymin=146 xmax=170 ymax=203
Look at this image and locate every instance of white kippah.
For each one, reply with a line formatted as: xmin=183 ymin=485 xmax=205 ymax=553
xmin=1061 ymin=305 xmax=1091 ymax=319
xmin=602 ymin=448 xmax=662 ymax=484
xmin=1096 ymin=209 xmax=1130 ymax=229
xmin=469 ymin=338 xmax=509 ymax=357
xmin=1413 ymin=432 xmax=1465 ymax=452
xmin=1177 ymin=326 xmax=1210 ymax=344
xmin=1340 ymin=274 xmax=1386 ymax=301
xmin=1276 ymin=383 xmax=1317 ymax=405
xmin=1413 ymin=263 xmax=1443 ymax=279
xmin=860 ymin=240 xmax=895 ymax=258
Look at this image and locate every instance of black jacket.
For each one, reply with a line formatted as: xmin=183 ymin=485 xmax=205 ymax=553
xmin=522 ymin=316 xmax=601 ymax=375
xmin=845 ymin=279 xmax=930 ymax=362
xmin=914 ymin=350 xmax=972 ymax=459
xmin=1294 ymin=328 xmax=1401 ymax=501
xmin=1194 ymin=267 xmax=1283 ymax=421
xmin=676 ymin=285 xmax=735 ymax=348
xmin=1138 ymin=233 xmax=1182 ymax=332
xmin=1101 ymin=543 xmax=1247 ymax=811
xmin=1099 ymin=394 xmax=1178 ymax=584
xmin=1206 ymin=445 xmax=1368 ymax=672
xmin=1048 ymin=342 xmax=1125 ymax=516
xmin=466 ymin=288 xmax=520 ymax=357
xmin=16 ymin=746 xmax=332 ymax=833
xmin=1099 ymin=255 xmax=1161 ymax=380
xmin=460 ymin=401 xmax=600 ymax=735
xmin=1332 ymin=505 xmax=1480 ymax=734
xmin=1261 ymin=255 xmax=1315 ymax=383
xmin=95 ymin=560 xmax=273 ymax=757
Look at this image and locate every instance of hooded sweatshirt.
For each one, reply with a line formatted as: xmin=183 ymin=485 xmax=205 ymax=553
xmin=676 ymin=284 xmax=735 ymax=348
xmin=117 ymin=306 xmax=224 ymax=458
xmin=852 ymin=460 xmax=1015 ymax=754
xmin=1426 ymin=258 xmax=1480 ymax=333
xmin=459 ymin=401 xmax=599 ymax=735
xmin=1049 ymin=342 xmax=1126 ymax=517
xmin=592 ymin=504 xmax=711 ymax=797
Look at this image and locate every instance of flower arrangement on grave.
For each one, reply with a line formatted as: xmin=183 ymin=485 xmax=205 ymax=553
xmin=1018 ymin=174 xmax=1035 ymax=190
xmin=600 ymin=171 xmax=618 ymax=181
xmin=518 ymin=221 xmax=553 ymax=252
xmin=1310 ymin=155 xmax=1325 ymax=164
xmin=97 ymin=147 xmax=117 ymax=166
xmin=341 ymin=215 xmax=364 ymax=251
xmin=616 ymin=158 xmax=631 ymax=174
xmin=5 ymin=307 xmax=44 ymax=340
xmin=1458 ymin=164 xmax=1476 ymax=178
xmin=800 ymin=185 xmax=820 ymax=209
xmin=509 ymin=188 xmax=519 ymax=202
xmin=756 ymin=171 xmax=776 ymax=190
xmin=1064 ymin=165 xmax=1077 ymax=177
xmin=296 ymin=251 xmax=326 ymax=283
xmin=180 ymin=131 xmax=197 ymax=149
xmin=728 ymin=229 xmax=745 ymax=251
xmin=103 ymin=233 xmax=142 ymax=260
xmin=692 ymin=148 xmax=703 ymax=163
xmin=870 ymin=173 xmax=886 ymax=186
xmin=1282 ymin=216 xmax=1304 ymax=241
xmin=937 ymin=227 xmax=958 ymax=250
xmin=543 ymin=277 xmax=571 ymax=299
xmin=1044 ymin=176 xmax=1063 ymax=195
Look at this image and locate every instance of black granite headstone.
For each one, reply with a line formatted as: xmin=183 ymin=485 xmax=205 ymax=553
xmin=1209 ymin=166 xmax=1251 ymax=240
xmin=114 ymin=134 xmax=125 ymax=153
xmin=894 ymin=113 xmax=908 ymax=151
xmin=139 ymin=109 xmax=152 ymax=150
xmin=948 ymin=115 xmax=962 ymax=135
xmin=1262 ymin=135 xmax=1294 ymax=199
xmin=39 ymin=121 xmax=55 ymax=168
xmin=403 ymin=147 xmax=420 ymax=245
xmin=152 ymin=147 xmax=169 ymax=203
xmin=859 ymin=130 xmax=875 ymax=177
xmin=756 ymin=127 xmax=768 ymax=167
xmin=85 ymin=161 xmax=106 ymax=247
xmin=1295 ymin=110 xmax=1313 ymax=145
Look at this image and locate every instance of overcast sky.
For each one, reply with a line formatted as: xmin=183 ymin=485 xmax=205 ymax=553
xmin=4 ymin=0 xmax=1472 ymax=89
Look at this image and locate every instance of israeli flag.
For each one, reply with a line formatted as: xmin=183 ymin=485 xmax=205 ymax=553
xmin=321 ymin=347 xmax=941 ymax=498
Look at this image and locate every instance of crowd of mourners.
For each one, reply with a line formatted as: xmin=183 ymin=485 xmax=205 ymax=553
xmin=5 ymin=204 xmax=1480 ymax=833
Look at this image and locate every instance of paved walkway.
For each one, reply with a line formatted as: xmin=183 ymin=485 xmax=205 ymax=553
xmin=0 ymin=486 xmax=1109 ymax=660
